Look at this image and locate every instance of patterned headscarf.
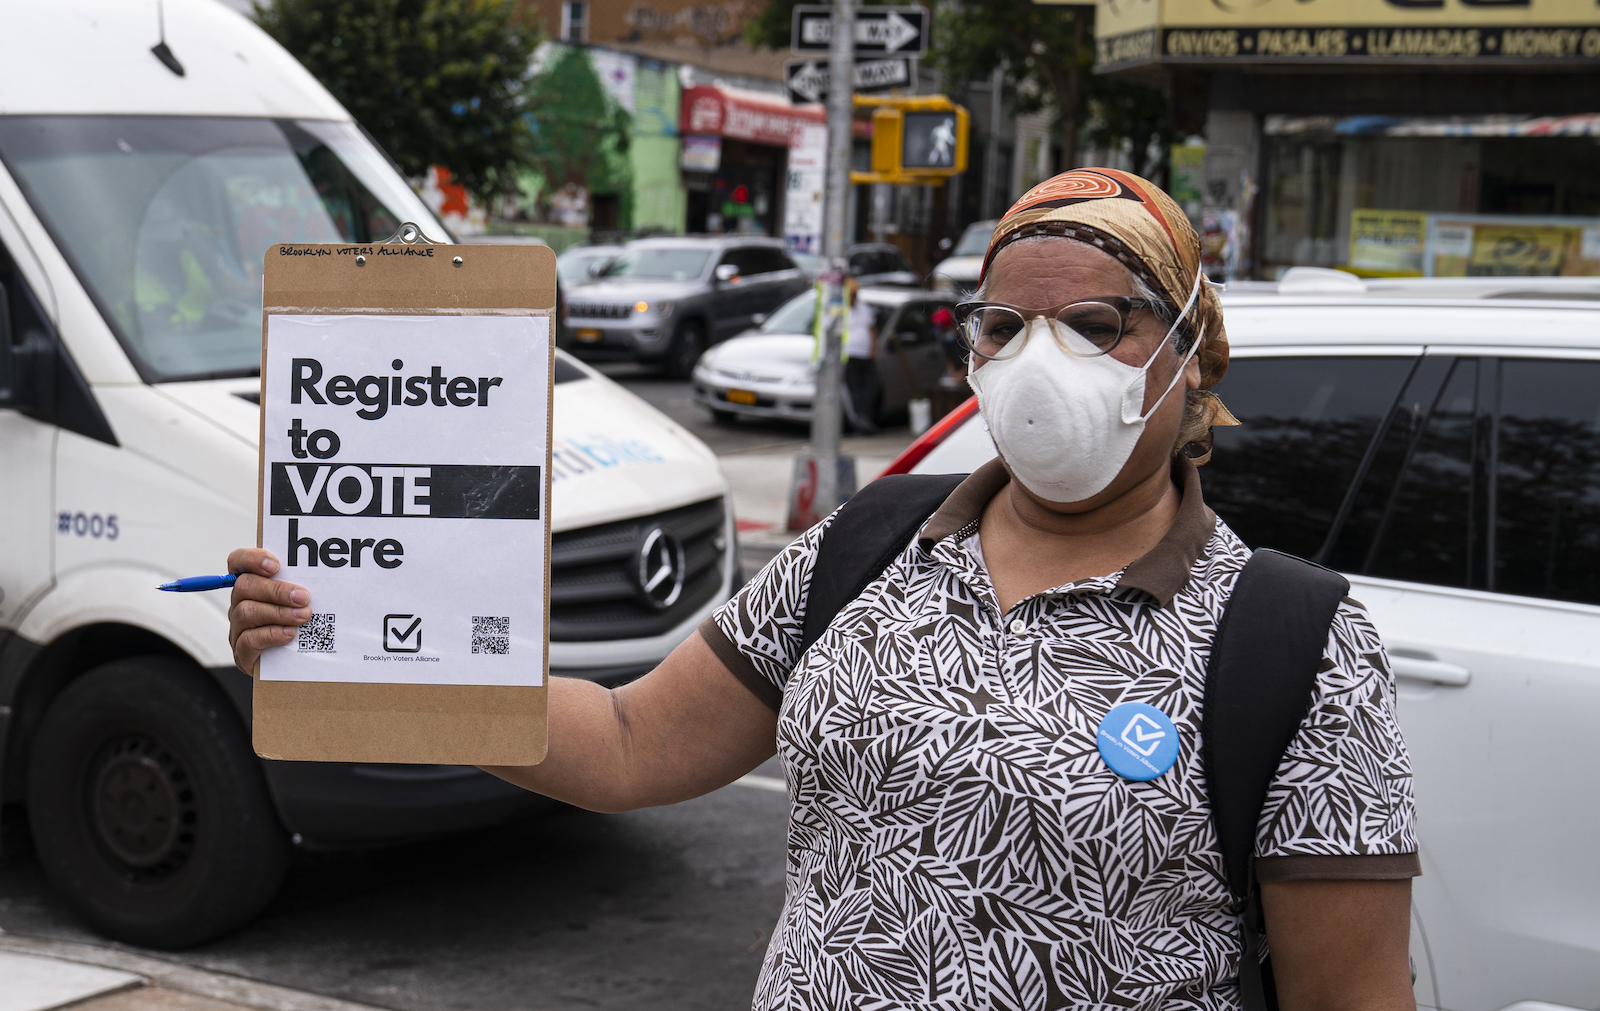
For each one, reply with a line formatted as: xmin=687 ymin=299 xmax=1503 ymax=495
xmin=981 ymin=168 xmax=1237 ymax=458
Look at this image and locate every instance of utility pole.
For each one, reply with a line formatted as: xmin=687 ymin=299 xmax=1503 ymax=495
xmin=982 ymin=67 xmax=1003 ymax=219
xmin=810 ymin=0 xmax=856 ymax=525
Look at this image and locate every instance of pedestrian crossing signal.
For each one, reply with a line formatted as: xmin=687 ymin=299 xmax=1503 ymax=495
xmin=852 ymin=95 xmax=968 ymax=184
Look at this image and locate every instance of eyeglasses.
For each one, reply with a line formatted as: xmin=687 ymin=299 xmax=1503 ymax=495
xmin=953 ymin=296 xmax=1159 ymax=361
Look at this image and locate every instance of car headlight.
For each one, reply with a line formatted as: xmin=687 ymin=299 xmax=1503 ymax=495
xmin=634 ymin=301 xmax=673 ymax=316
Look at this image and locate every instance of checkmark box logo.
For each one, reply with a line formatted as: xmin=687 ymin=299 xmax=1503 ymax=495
xmin=383 ymin=614 xmax=422 ymax=653
xmin=1119 ymin=712 xmax=1167 ymax=757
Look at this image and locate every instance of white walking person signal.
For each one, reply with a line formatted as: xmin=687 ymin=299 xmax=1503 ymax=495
xmin=928 ymin=117 xmax=955 ymax=165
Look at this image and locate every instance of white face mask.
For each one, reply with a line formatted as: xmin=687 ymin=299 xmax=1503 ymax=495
xmin=966 ymin=272 xmax=1205 ymax=504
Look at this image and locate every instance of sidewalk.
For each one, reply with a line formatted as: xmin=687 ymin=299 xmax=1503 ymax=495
xmin=0 ymin=933 xmax=385 ymax=1011
xmin=720 ymin=430 xmax=914 ymax=575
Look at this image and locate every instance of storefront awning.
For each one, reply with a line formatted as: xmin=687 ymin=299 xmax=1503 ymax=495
xmin=679 ymin=84 xmax=871 ymax=148
xmin=1265 ymin=113 xmax=1600 ymax=136
xmin=1095 ymin=0 xmax=1600 ymax=73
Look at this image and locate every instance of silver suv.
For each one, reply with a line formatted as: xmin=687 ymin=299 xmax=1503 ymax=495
xmin=565 ymin=236 xmax=811 ymax=377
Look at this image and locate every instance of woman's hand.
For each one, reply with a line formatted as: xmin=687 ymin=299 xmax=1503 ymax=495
xmin=227 ymin=548 xmax=310 ymax=677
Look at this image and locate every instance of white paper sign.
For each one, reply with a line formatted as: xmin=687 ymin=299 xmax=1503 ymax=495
xmin=1431 ymin=223 xmax=1475 ymax=258
xmin=1583 ymin=227 xmax=1600 ymax=261
xmin=259 ymin=314 xmax=550 ymax=687
xmin=784 ymin=122 xmax=827 ymax=255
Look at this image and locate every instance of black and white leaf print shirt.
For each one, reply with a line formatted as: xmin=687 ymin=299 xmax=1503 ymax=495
xmin=702 ymin=457 xmax=1419 ymax=1011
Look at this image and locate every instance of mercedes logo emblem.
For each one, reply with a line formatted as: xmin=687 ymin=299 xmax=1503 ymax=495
xmin=636 ymin=527 xmax=686 ymax=609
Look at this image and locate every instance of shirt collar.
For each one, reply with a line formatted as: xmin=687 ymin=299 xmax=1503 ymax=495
xmin=916 ymin=455 xmax=1217 ymax=608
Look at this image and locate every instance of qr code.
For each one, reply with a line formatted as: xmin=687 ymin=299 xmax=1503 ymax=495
xmin=297 ymin=613 xmax=336 ymax=652
xmin=472 ymin=616 xmax=509 ymax=654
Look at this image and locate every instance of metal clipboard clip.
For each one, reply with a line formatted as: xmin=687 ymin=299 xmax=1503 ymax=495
xmin=383 ymin=221 xmax=440 ymax=245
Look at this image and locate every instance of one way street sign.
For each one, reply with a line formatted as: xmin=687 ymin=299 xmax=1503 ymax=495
xmin=791 ymin=5 xmax=928 ymax=56
xmin=785 ymin=57 xmax=913 ymax=103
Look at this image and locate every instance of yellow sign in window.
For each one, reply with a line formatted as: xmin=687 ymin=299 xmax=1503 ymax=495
xmin=1348 ymin=209 xmax=1428 ymax=277
xmin=1467 ymin=225 xmax=1572 ymax=276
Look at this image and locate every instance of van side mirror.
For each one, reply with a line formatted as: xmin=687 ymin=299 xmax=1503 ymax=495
xmin=715 ymin=263 xmax=739 ymax=284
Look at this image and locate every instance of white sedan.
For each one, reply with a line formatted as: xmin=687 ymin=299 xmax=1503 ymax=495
xmin=692 ymin=286 xmax=958 ymax=426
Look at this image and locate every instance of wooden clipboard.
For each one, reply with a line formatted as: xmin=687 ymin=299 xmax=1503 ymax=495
xmin=254 ymin=228 xmax=556 ymax=766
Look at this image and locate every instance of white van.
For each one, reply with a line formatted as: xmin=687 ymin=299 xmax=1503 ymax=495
xmin=888 ymin=271 xmax=1600 ymax=1011
xmin=0 ymin=0 xmax=736 ymax=948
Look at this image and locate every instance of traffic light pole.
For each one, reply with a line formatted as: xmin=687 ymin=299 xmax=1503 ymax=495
xmin=810 ymin=0 xmax=856 ymax=527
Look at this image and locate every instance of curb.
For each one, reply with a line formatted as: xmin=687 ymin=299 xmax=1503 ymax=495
xmin=0 ymin=932 xmax=391 ymax=1011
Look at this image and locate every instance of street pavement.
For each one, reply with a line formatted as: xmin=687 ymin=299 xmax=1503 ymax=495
xmin=0 ymin=761 xmax=791 ymax=1011
xmin=0 ymin=370 xmax=915 ymax=1011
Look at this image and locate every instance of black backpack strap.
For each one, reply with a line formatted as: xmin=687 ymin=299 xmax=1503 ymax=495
xmin=799 ymin=472 xmax=967 ymax=656
xmin=1203 ymin=547 xmax=1349 ymax=1011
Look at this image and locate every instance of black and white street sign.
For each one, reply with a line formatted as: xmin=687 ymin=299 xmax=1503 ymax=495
xmin=785 ymin=57 xmax=913 ymax=103
xmin=791 ymin=5 xmax=928 ymax=56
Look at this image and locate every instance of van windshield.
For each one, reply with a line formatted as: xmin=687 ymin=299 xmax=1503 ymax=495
xmin=0 ymin=116 xmax=442 ymax=382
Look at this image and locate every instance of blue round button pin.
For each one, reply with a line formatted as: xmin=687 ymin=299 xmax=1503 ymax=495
xmin=1097 ymin=702 xmax=1180 ymax=781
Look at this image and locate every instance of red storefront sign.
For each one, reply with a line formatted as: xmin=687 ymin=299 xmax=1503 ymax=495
xmin=680 ymin=84 xmax=870 ymax=146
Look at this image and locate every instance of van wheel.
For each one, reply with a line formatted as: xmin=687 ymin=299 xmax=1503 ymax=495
xmin=665 ymin=321 xmax=706 ymax=380
xmin=27 ymin=657 xmax=290 ymax=949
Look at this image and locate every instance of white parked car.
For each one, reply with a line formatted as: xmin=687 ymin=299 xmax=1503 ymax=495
xmin=885 ymin=269 xmax=1600 ymax=1011
xmin=691 ymin=286 xmax=957 ymax=426
xmin=0 ymin=0 xmax=735 ymax=948
xmin=930 ymin=219 xmax=996 ymax=301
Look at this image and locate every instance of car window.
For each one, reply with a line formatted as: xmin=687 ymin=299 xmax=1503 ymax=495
xmin=1204 ymin=356 xmax=1416 ymax=560
xmin=1494 ymin=358 xmax=1600 ymax=604
xmin=603 ymin=248 xmax=709 ymax=280
xmin=847 ymin=251 xmax=871 ymax=276
xmin=953 ymin=222 xmax=994 ymax=257
xmin=740 ymin=248 xmax=769 ymax=274
xmin=556 ymin=249 xmax=612 ymax=283
xmin=879 ymin=250 xmax=910 ymax=273
xmin=716 ymin=247 xmax=759 ymax=276
xmin=747 ymin=248 xmax=793 ymax=275
xmin=1342 ymin=357 xmax=1480 ymax=587
xmin=891 ymin=304 xmax=935 ymax=343
xmin=761 ymin=290 xmax=817 ymax=333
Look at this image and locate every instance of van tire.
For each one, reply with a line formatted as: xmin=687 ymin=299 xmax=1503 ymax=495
xmin=26 ymin=657 xmax=290 ymax=949
xmin=665 ymin=320 xmax=706 ymax=380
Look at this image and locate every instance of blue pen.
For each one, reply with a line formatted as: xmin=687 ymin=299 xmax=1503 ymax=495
xmin=157 ymin=574 xmax=239 ymax=592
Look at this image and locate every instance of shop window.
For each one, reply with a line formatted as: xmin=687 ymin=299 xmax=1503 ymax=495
xmin=1204 ymin=355 xmax=1415 ymax=560
xmin=1259 ymin=124 xmax=1600 ymax=280
xmin=561 ymin=1 xmax=586 ymax=42
xmin=1494 ymin=359 xmax=1600 ymax=605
